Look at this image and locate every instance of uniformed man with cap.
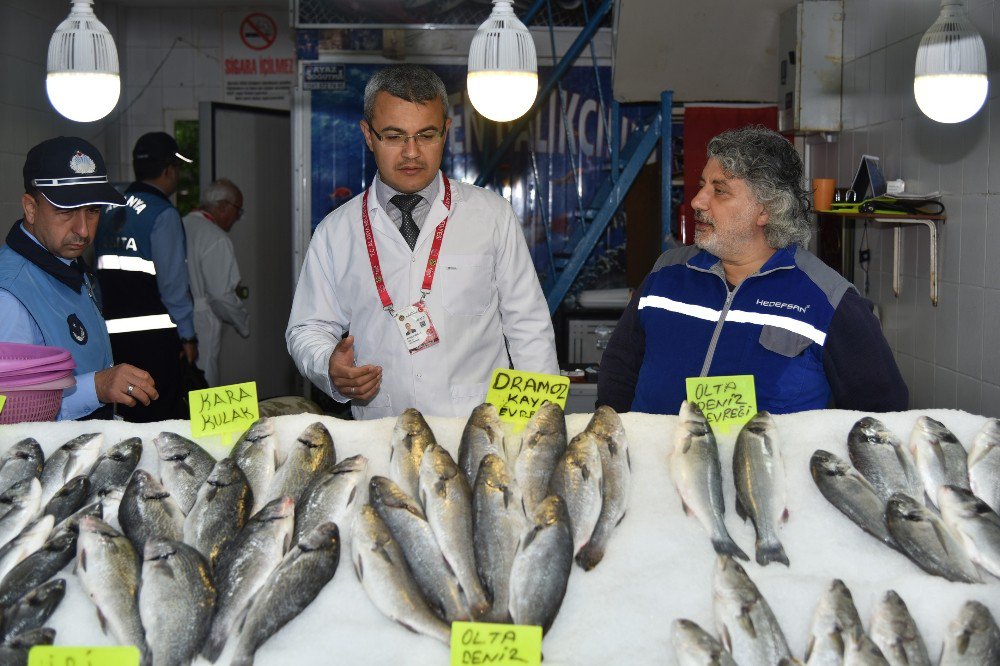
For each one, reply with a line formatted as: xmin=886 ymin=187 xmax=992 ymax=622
xmin=0 ymin=136 xmax=159 ymax=420
xmin=95 ymin=131 xmax=197 ymax=422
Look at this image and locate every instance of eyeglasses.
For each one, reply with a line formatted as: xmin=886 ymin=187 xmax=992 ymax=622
xmin=367 ymin=123 xmax=446 ymax=147
xmin=222 ymin=200 xmax=244 ymax=219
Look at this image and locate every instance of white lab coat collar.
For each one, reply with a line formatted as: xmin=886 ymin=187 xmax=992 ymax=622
xmin=367 ymin=172 xmax=459 ymax=251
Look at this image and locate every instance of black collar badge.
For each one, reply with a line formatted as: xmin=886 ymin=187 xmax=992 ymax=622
xmin=67 ymin=314 xmax=88 ymax=345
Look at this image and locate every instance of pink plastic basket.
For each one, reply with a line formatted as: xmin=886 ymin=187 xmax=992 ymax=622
xmin=0 ymin=342 xmax=73 ymax=374
xmin=0 ymin=388 xmax=64 ymax=424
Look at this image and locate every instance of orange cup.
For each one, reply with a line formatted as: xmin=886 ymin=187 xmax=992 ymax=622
xmin=812 ymin=178 xmax=836 ymax=211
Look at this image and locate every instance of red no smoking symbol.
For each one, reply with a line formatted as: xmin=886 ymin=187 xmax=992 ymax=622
xmin=240 ymin=13 xmax=277 ymax=51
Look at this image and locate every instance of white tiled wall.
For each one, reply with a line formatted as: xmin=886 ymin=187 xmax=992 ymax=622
xmin=810 ymin=0 xmax=1000 ymax=416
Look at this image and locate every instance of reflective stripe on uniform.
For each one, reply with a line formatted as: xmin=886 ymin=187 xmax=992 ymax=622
xmin=639 ymin=294 xmax=827 ymax=346
xmin=105 ymin=314 xmax=176 ymax=334
xmin=97 ymin=255 xmax=157 ymax=275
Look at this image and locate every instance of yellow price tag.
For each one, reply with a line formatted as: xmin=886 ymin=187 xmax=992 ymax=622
xmin=450 ymin=621 xmax=541 ymax=666
xmin=685 ymin=374 xmax=757 ymax=434
xmin=0 ymin=395 xmax=6 ymax=414
xmin=485 ymin=369 xmax=569 ymax=430
xmin=188 ymin=381 xmax=259 ymax=440
xmin=29 ymin=646 xmax=141 ymax=666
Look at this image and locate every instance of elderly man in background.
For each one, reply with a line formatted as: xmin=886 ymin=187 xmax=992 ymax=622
xmin=0 ymin=137 xmax=158 ymax=420
xmin=183 ymin=178 xmax=250 ymax=387
xmin=598 ymin=125 xmax=908 ymax=415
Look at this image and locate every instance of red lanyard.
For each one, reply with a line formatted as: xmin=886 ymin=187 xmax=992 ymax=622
xmin=361 ymin=175 xmax=452 ymax=312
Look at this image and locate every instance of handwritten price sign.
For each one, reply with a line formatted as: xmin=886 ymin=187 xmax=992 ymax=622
xmin=485 ymin=369 xmax=569 ymax=430
xmin=450 ymin=622 xmax=541 ymax=665
xmin=29 ymin=646 xmax=140 ymax=666
xmin=189 ymin=381 xmax=259 ymax=439
xmin=685 ymin=374 xmax=757 ymax=434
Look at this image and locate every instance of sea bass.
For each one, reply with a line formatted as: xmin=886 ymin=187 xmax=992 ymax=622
xmin=389 ymin=408 xmax=437 ymax=500
xmin=458 ymin=403 xmax=505 ymax=487
xmin=508 ymin=495 xmax=573 ymax=635
xmin=512 ymin=403 xmax=567 ymax=519
xmin=670 ymin=401 xmax=748 ymax=561
xmin=472 ymin=454 xmax=522 ymax=623
xmin=733 ymin=412 xmax=789 ymax=566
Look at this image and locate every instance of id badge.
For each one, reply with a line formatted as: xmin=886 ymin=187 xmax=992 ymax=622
xmin=394 ymin=302 xmax=440 ymax=354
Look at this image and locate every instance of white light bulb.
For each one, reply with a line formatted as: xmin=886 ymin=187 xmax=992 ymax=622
xmin=914 ymin=74 xmax=988 ymax=124
xmin=46 ymin=73 xmax=121 ymax=123
xmin=467 ymin=71 xmax=538 ymax=123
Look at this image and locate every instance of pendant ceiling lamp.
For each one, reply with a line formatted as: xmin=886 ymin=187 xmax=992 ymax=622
xmin=46 ymin=0 xmax=121 ymax=123
xmin=467 ymin=0 xmax=538 ymax=122
xmin=914 ymin=0 xmax=988 ymax=124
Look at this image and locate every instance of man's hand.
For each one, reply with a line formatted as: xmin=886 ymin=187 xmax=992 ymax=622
xmin=95 ymin=364 xmax=159 ymax=407
xmin=328 ymin=335 xmax=381 ymax=402
xmin=180 ymin=341 xmax=198 ymax=363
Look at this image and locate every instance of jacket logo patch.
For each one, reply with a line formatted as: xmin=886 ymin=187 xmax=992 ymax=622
xmin=67 ymin=314 xmax=88 ymax=345
xmin=756 ymin=298 xmax=810 ymax=314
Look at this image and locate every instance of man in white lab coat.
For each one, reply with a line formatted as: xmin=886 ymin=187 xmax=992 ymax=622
xmin=183 ymin=178 xmax=250 ymax=386
xmin=286 ymin=64 xmax=558 ymax=420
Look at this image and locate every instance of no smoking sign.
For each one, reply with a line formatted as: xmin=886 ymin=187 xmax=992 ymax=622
xmin=240 ymin=13 xmax=277 ymax=51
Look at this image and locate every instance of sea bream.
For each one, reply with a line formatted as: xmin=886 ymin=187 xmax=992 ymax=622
xmin=968 ymin=418 xmax=1000 ymax=514
xmin=118 ymin=469 xmax=184 ymax=558
xmin=810 ymin=450 xmax=898 ymax=551
xmin=153 ymin=431 xmax=216 ymax=515
xmin=670 ymin=401 xmax=748 ymax=561
xmin=86 ymin=438 xmax=141 ymax=505
xmin=733 ymin=411 xmax=789 ymax=566
xmin=671 ymin=618 xmax=736 ymax=666
xmin=266 ymin=422 xmax=337 ymax=505
xmin=229 ymin=418 xmax=280 ymax=514
xmin=804 ymin=579 xmax=863 ymax=666
xmin=938 ymin=601 xmax=1000 ymax=665
xmin=0 ymin=439 xmax=44 ymax=496
xmin=712 ymin=555 xmax=791 ymax=665
xmin=869 ymin=590 xmax=931 ymax=666
xmin=183 ymin=457 xmax=253 ymax=568
xmin=909 ymin=416 xmax=970 ymax=507
xmin=847 ymin=417 xmax=922 ymax=502
xmin=38 ymin=433 xmax=102 ymax=506
xmin=294 ymin=454 xmax=368 ymax=546
xmin=885 ymin=492 xmax=980 ymax=583
xmin=937 ymin=484 xmax=1000 ymax=580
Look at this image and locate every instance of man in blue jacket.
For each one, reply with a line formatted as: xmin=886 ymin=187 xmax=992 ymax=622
xmin=95 ymin=132 xmax=197 ymax=422
xmin=597 ymin=126 xmax=908 ymax=415
xmin=0 ymin=137 xmax=158 ymax=420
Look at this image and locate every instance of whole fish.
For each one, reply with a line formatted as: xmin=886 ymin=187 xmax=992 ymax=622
xmin=118 ymin=469 xmax=185 ymax=558
xmin=294 ymin=454 xmax=368 ymax=546
xmin=0 ymin=516 xmax=54 ymax=583
xmin=0 ymin=439 xmax=44 ymax=496
xmin=0 ymin=479 xmax=42 ymax=549
xmin=38 ymin=433 xmax=102 ymax=507
xmin=869 ymin=590 xmax=931 ymax=666
xmin=154 ymin=432 xmax=216 ymax=515
xmin=938 ymin=484 xmax=1000 ymax=580
xmin=230 ymin=522 xmax=340 ymax=666
xmin=843 ymin=626 xmax=890 ymax=665
xmin=0 ymin=578 xmax=64 ymax=643
xmin=370 ymin=475 xmax=468 ymax=622
xmin=713 ymin=555 xmax=791 ymax=665
xmin=3 ymin=626 xmax=55 ymax=647
xmin=804 ymin=579 xmax=862 ymax=666
xmin=512 ymin=403 xmax=567 ymax=519
xmin=52 ymin=502 xmax=102 ymax=538
xmin=229 ymin=418 xmax=280 ymax=514
xmin=508 ymin=495 xmax=573 ymax=634
xmin=0 ymin=529 xmax=76 ymax=606
xmin=139 ymin=538 xmax=215 ymax=666
xmin=734 ymin=412 xmax=789 ymax=566
xmin=42 ymin=475 xmax=89 ymax=525
xmin=472 ymin=454 xmax=522 ymax=623
xmin=97 ymin=486 xmax=125 ymax=531
xmin=671 ymin=618 xmax=737 ymax=666
xmin=419 ymin=444 xmax=489 ymax=618
xmin=75 ymin=516 xmax=146 ymax=655
xmin=939 ymin=601 xmax=1000 ymax=665
xmin=885 ymin=493 xmax=980 ymax=583
xmin=910 ymin=416 xmax=969 ymax=506
xmin=353 ymin=504 xmax=451 ymax=645
xmin=549 ymin=431 xmax=604 ymax=555
xmin=810 ymin=450 xmax=897 ymax=551
xmin=847 ymin=417 xmax=922 ymax=502
xmin=576 ymin=405 xmax=632 ymax=570
xmin=86 ymin=438 xmax=141 ymax=504
xmin=203 ymin=497 xmax=295 ymax=663
xmin=670 ymin=401 xmax=748 ymax=561
xmin=183 ymin=458 xmax=253 ymax=568
xmin=458 ymin=403 xmax=505 ymax=486
xmin=968 ymin=418 xmax=1000 ymax=514
xmin=389 ymin=408 xmax=437 ymax=500
xmin=266 ymin=422 xmax=336 ymax=505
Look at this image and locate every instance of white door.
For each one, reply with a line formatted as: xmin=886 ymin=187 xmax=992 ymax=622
xmin=200 ymin=103 xmax=296 ymax=399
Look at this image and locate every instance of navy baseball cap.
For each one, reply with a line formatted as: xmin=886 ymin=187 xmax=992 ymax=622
xmin=132 ymin=132 xmax=193 ymax=166
xmin=23 ymin=136 xmax=126 ymax=208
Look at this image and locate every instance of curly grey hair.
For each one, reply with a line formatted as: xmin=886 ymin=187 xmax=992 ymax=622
xmin=707 ymin=126 xmax=812 ymax=249
xmin=199 ymin=178 xmax=241 ymax=212
xmin=363 ymin=64 xmax=448 ymax=125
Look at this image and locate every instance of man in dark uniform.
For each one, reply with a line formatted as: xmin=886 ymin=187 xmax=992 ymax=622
xmin=95 ymin=132 xmax=197 ymax=422
xmin=0 ymin=136 xmax=158 ymax=419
